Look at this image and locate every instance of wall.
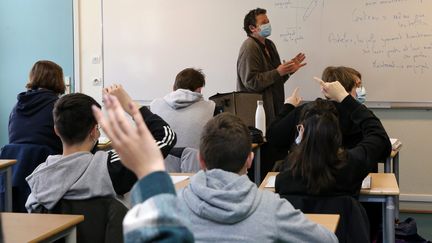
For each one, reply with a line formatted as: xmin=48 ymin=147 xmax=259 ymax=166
xmin=0 ymin=0 xmax=74 ymax=146
xmin=76 ymin=1 xmax=431 ymax=209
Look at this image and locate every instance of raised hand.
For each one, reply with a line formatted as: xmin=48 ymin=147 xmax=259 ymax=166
xmin=92 ymin=95 xmax=165 ymax=179
xmin=285 ymin=87 xmax=302 ymax=107
xmin=103 ymin=84 xmax=138 ymax=116
xmin=313 ymin=77 xmax=348 ymax=103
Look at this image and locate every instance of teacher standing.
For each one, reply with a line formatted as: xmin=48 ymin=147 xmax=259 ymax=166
xmin=237 ymin=8 xmax=306 ymax=125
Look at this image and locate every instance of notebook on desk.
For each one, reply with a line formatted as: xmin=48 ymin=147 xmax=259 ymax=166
xmin=264 ymin=175 xmax=372 ymax=189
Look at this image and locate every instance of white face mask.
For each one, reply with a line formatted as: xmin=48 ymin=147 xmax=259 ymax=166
xmin=356 ymin=86 xmax=367 ymax=104
xmin=295 ymin=124 xmax=304 ymax=145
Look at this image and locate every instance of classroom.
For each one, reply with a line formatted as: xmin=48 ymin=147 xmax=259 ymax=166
xmin=1 ymin=0 xmax=432 ymax=242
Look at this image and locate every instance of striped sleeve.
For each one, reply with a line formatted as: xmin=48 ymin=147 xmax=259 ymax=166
xmin=139 ymin=106 xmax=176 ymax=158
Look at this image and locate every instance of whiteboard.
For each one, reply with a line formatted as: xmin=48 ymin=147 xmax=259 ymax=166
xmin=102 ymin=0 xmax=432 ymax=104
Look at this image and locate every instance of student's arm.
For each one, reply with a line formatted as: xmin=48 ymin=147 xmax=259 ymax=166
xmin=123 ymin=171 xmax=194 ymax=243
xmin=343 ymin=95 xmax=391 ymax=171
xmin=266 ymin=88 xmax=302 ymax=149
xmin=321 ymin=81 xmax=391 ymax=173
xmin=272 ymin=194 xmax=338 ymax=242
xmin=107 ymin=106 xmax=176 ymax=195
xmin=93 ymin=95 xmax=194 ymax=243
xmin=104 ymin=84 xmax=177 ymax=158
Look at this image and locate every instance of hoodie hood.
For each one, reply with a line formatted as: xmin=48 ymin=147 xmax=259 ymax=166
xmin=180 ymin=169 xmax=261 ymax=224
xmin=16 ymin=89 xmax=58 ymax=116
xmin=25 ymin=151 xmax=116 ymax=211
xmin=163 ymin=89 xmax=203 ymax=109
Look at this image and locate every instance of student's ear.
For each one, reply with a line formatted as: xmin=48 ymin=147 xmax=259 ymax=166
xmin=249 ymin=25 xmax=257 ymax=33
xmin=194 ymin=87 xmax=202 ymax=93
xmin=246 ymin=152 xmax=254 ymax=169
xmin=198 ymin=152 xmax=207 ymax=170
xmin=89 ymin=125 xmax=99 ymax=140
xmin=54 ymin=126 xmax=60 ymax=137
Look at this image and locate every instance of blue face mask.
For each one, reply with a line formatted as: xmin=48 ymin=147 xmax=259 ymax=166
xmin=258 ymin=23 xmax=272 ymax=38
xmin=356 ymin=86 xmax=367 ymax=104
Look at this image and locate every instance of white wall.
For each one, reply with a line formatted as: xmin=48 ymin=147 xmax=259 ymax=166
xmin=76 ymin=0 xmax=432 ymax=210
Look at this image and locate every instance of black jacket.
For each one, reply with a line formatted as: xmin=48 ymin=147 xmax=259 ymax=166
xmin=275 ymin=96 xmax=391 ymax=197
xmin=8 ymin=89 xmax=62 ymax=153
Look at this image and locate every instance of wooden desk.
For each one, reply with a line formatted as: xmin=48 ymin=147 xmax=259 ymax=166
xmin=0 ymin=160 xmax=16 ymax=211
xmin=169 ymin=173 xmax=194 ymax=190
xmin=260 ymin=172 xmax=400 ymax=243
xmin=1 ymin=213 xmax=84 ymax=243
xmin=305 ymin=214 xmax=340 ymax=233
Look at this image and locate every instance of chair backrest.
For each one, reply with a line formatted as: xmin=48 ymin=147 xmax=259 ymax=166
xmin=0 ymin=143 xmax=56 ymax=212
xmin=281 ymin=194 xmax=370 ymax=243
xmin=50 ymin=197 xmax=128 ymax=243
xmin=164 ymin=147 xmax=200 ymax=173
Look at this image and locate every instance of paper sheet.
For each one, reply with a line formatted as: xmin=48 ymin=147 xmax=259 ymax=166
xmin=170 ymin=176 xmax=190 ymax=184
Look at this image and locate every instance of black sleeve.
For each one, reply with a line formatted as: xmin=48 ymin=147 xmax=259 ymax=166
xmin=107 ymin=106 xmax=177 ymax=195
xmin=343 ymin=96 xmax=392 ymax=171
xmin=266 ymin=103 xmax=301 ymax=150
xmin=139 ymin=106 xmax=176 ymax=158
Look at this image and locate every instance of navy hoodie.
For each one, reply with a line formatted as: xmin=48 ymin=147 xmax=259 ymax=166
xmin=8 ymin=89 xmax=62 ymax=153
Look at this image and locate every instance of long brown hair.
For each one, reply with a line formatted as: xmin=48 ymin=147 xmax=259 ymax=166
xmin=287 ymin=99 xmax=347 ymax=194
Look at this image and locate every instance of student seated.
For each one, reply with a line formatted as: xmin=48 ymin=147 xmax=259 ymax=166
xmin=150 ymin=68 xmax=215 ymax=149
xmin=176 ymin=113 xmax=337 ymax=242
xmin=267 ymin=66 xmax=389 ymax=160
xmin=8 ymin=60 xmax=65 ymax=153
xmin=274 ymin=81 xmax=391 ymax=242
xmin=25 ymin=92 xmax=176 ymax=212
xmin=2 ymin=60 xmax=66 ymax=211
xmin=93 ymin=94 xmax=193 ymax=242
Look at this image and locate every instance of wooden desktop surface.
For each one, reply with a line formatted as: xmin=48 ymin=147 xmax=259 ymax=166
xmin=1 ymin=213 xmax=84 ymax=243
xmin=305 ymin=214 xmax=340 ymax=233
xmin=0 ymin=160 xmax=16 ymax=169
xmin=170 ymin=173 xmax=194 ymax=190
xmin=259 ymin=172 xmax=400 ymax=195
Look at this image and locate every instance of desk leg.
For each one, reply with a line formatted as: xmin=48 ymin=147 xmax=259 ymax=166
xmin=64 ymin=227 xmax=77 ymax=243
xmin=384 ymin=196 xmax=395 ymax=243
xmin=254 ymin=147 xmax=261 ymax=185
xmin=393 ymin=153 xmax=400 ymax=220
xmin=5 ymin=167 xmax=12 ymax=212
xmin=384 ymin=157 xmax=391 ymax=173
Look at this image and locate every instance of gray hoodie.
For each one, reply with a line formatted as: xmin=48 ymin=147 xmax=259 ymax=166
xmin=150 ymin=89 xmax=215 ymax=149
xmin=25 ymin=151 xmax=116 ymax=212
xmin=178 ymin=169 xmax=338 ymax=242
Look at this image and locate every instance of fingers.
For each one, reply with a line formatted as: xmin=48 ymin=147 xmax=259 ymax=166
xmin=291 ymin=87 xmax=299 ymax=97
xmin=313 ymin=77 xmax=325 ymax=86
xmin=128 ymin=102 xmax=152 ymax=139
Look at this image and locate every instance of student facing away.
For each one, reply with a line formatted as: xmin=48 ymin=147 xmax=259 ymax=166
xmin=150 ymin=68 xmax=215 ymax=149
xmin=176 ymin=113 xmax=338 ymax=242
xmin=8 ymin=60 xmax=65 ymax=153
xmin=25 ymin=91 xmax=176 ymax=212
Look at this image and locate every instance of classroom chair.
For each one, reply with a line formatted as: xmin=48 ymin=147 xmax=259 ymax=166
xmin=44 ymin=197 xmax=127 ymax=243
xmin=0 ymin=143 xmax=55 ymax=212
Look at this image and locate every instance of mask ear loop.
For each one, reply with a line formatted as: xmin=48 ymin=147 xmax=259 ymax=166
xmin=295 ymin=124 xmax=304 ymax=145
